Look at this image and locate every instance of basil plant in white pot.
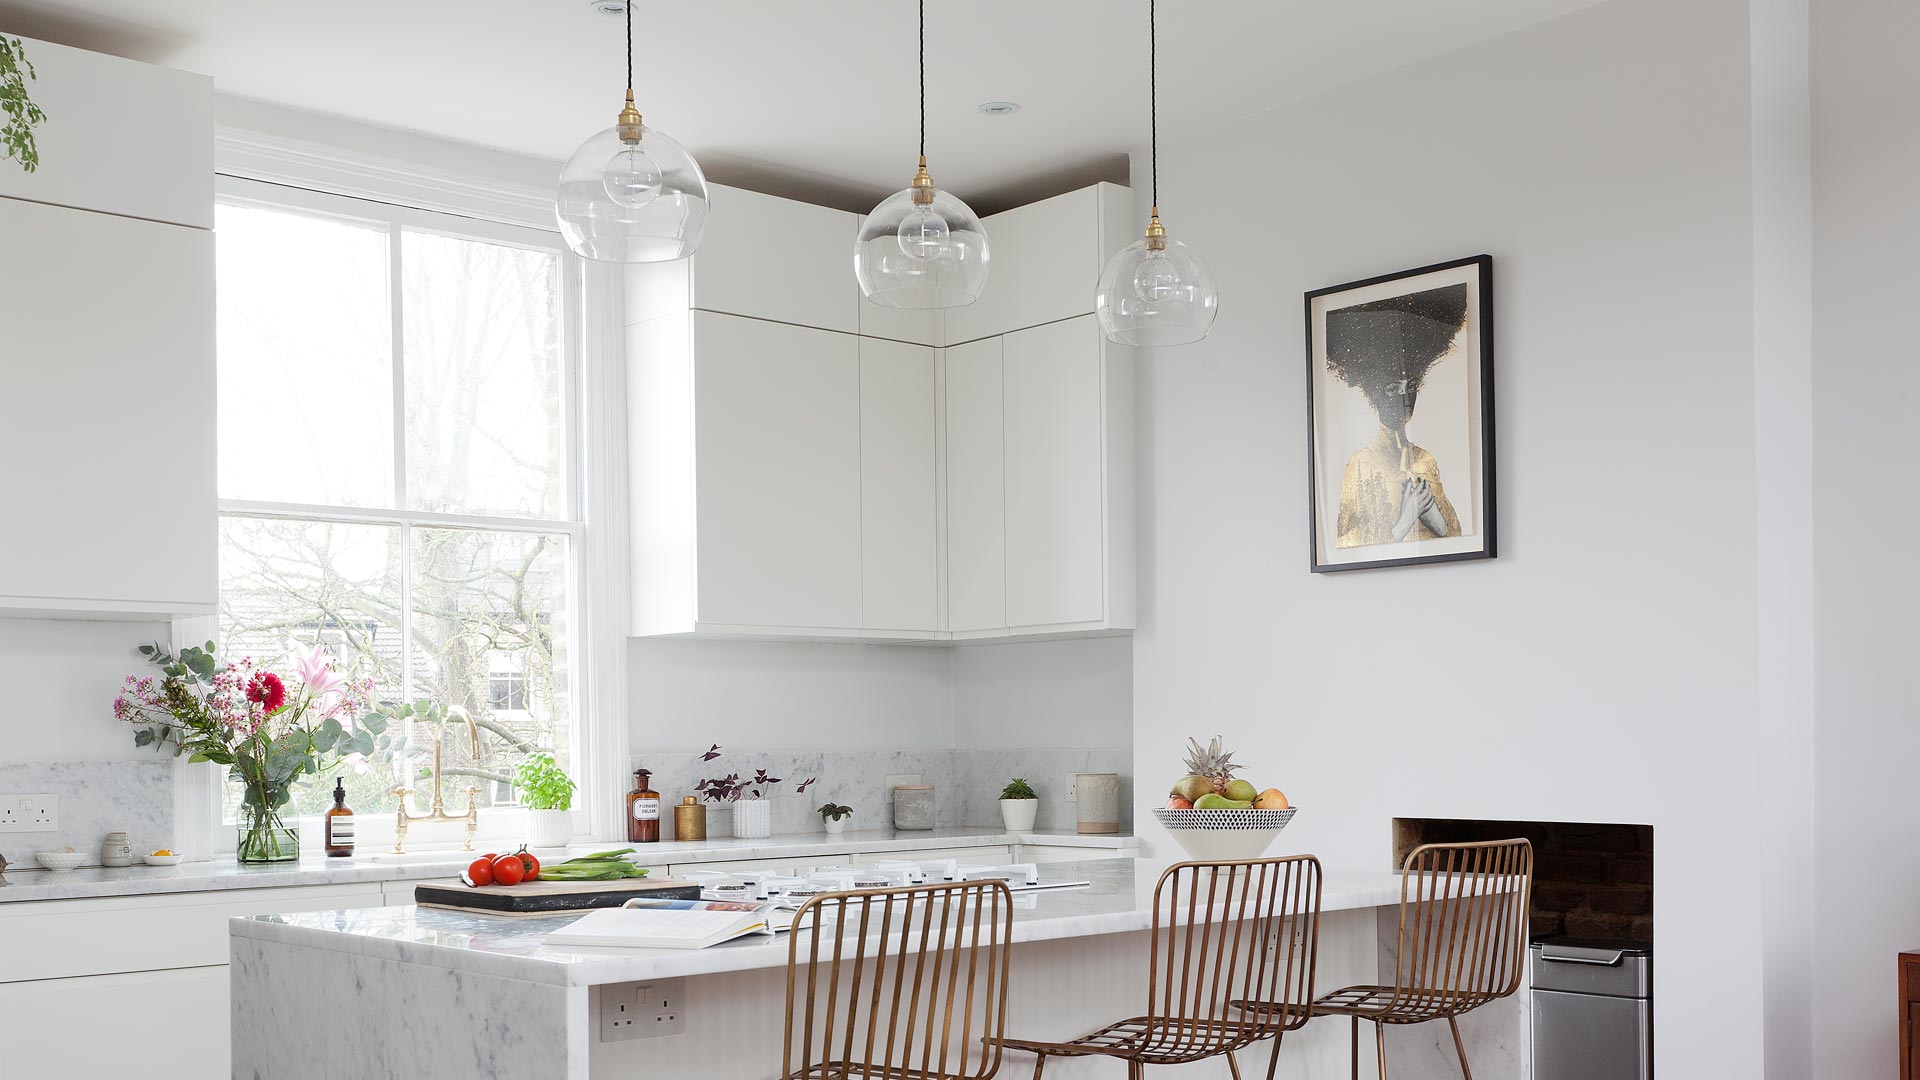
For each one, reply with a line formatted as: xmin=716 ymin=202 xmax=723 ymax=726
xmin=999 ymin=778 xmax=1039 ymax=831
xmin=516 ymin=752 xmax=576 ymax=849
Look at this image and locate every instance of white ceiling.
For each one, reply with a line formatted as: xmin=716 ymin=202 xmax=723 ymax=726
xmin=1 ymin=0 xmax=1605 ymax=213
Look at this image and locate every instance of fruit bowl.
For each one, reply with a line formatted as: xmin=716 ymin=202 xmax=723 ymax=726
xmin=1152 ymin=807 xmax=1297 ymax=862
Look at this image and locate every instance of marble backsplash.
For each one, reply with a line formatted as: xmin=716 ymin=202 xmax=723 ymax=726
xmin=0 ymin=759 xmax=174 ymax=866
xmin=630 ymin=747 xmax=1133 ymax=840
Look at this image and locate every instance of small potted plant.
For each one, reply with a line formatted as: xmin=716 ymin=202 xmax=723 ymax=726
xmin=999 ymin=778 xmax=1039 ymax=831
xmin=515 ymin=751 xmax=576 ymax=848
xmin=818 ymin=802 xmax=854 ymax=836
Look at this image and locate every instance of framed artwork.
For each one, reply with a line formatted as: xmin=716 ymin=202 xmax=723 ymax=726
xmin=1305 ymin=255 xmax=1495 ymax=572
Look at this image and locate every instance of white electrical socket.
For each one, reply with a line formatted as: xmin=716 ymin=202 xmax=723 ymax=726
xmin=599 ymin=978 xmax=686 ymax=1042
xmin=0 ymin=794 xmax=58 ymax=834
xmin=1061 ymin=774 xmax=1078 ymax=801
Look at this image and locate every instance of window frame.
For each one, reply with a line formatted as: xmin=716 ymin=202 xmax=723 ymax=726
xmin=205 ymin=171 xmax=599 ymax=852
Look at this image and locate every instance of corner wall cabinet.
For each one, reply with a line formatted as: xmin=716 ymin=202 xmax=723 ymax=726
xmin=626 ymin=182 xmax=1134 ymax=643
xmin=0 ymin=38 xmax=215 ymax=621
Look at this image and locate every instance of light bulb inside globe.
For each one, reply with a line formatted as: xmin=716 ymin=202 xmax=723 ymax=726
xmin=1132 ymin=251 xmax=1180 ymax=303
xmin=604 ymin=145 xmax=663 ymax=209
xmin=897 ymin=204 xmax=951 ymax=260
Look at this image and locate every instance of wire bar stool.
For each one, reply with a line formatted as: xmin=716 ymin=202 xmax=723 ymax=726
xmin=997 ymin=856 xmax=1322 ymax=1080
xmin=781 ymin=878 xmax=1015 ymax=1080
xmin=1295 ymin=839 xmax=1532 ymax=1079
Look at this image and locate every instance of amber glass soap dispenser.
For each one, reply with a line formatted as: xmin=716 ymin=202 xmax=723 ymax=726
xmin=626 ymin=768 xmax=660 ymax=843
xmin=324 ymin=777 xmax=355 ymax=857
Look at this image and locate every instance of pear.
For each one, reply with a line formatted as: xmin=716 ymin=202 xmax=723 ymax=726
xmin=1170 ymin=775 xmax=1214 ymax=803
xmin=1194 ymin=793 xmax=1253 ymax=810
xmin=1223 ymin=779 xmax=1258 ymax=803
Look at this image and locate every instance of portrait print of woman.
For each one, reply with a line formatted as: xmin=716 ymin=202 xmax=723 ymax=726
xmin=1323 ymin=284 xmax=1469 ymax=548
xmin=1304 ymin=255 xmax=1495 ymax=573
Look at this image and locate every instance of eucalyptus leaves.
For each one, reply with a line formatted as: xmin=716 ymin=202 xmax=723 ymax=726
xmin=1 ymin=36 xmax=46 ymax=173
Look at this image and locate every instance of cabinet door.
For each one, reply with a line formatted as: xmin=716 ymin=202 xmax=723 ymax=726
xmin=692 ymin=185 xmax=858 ymax=333
xmin=0 ymin=38 xmax=213 ymax=228
xmin=1002 ymin=316 xmax=1106 ymax=629
xmin=0 ymin=966 xmax=230 ymax=1079
xmin=0 ymin=199 xmax=216 ymax=617
xmin=942 ymin=187 xmax=1103 ymax=346
xmin=860 ymin=338 xmax=938 ymax=633
xmin=944 ymin=336 xmax=1007 ymax=634
xmin=693 ymin=312 xmax=862 ymax=630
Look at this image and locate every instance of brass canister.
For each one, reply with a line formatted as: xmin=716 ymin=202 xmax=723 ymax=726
xmin=673 ymin=796 xmax=707 ymax=841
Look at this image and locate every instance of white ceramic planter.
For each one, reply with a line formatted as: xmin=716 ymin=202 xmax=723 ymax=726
xmin=526 ymin=808 xmax=573 ymax=849
xmin=823 ymin=816 xmax=847 ymax=835
xmin=733 ymin=799 xmax=772 ymax=839
xmin=999 ymin=798 xmax=1039 ymax=831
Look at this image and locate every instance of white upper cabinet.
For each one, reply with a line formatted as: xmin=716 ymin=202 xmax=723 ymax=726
xmin=626 ymin=180 xmax=1133 ymax=643
xmin=939 ymin=183 xmax=1131 ymax=347
xmin=624 ymin=184 xmax=859 ymax=333
xmin=0 ymin=37 xmax=213 ymax=228
xmin=0 ymin=199 xmax=216 ymax=618
xmin=944 ymin=337 xmax=1007 ymax=635
xmin=858 ymin=338 xmax=939 ymax=636
xmin=0 ymin=41 xmax=214 ymax=620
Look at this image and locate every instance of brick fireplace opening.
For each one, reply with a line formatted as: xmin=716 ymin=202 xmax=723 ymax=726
xmin=1392 ymin=817 xmax=1653 ymax=945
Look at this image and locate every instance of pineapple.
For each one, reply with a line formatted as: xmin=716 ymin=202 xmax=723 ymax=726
xmin=1183 ymin=736 xmax=1244 ymax=796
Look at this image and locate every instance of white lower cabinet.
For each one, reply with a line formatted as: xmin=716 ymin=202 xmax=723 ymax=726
xmin=0 ymin=965 xmax=229 ymax=1078
xmin=854 ymin=846 xmax=1012 ymax=867
xmin=0 ymin=883 xmax=384 ymax=1073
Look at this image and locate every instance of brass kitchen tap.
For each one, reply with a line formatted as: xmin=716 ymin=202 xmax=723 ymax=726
xmin=390 ymin=705 xmax=482 ymax=853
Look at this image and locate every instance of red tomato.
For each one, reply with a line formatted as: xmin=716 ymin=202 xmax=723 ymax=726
xmin=465 ymin=858 xmax=495 ymax=887
xmin=515 ymin=848 xmax=541 ymax=881
xmin=491 ymin=853 xmax=525 ymax=886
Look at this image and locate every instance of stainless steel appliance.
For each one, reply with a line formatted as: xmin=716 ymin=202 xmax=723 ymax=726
xmin=1531 ymin=940 xmax=1653 ymax=1080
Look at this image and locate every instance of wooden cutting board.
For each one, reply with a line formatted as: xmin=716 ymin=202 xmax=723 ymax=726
xmin=416 ymin=876 xmax=703 ymax=916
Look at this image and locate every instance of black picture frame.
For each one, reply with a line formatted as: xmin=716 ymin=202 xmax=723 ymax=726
xmin=1304 ymin=254 xmax=1496 ymax=573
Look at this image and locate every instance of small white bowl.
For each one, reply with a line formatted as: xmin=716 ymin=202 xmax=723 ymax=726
xmin=143 ymin=853 xmax=185 ymax=867
xmin=36 ymin=851 xmax=85 ymax=871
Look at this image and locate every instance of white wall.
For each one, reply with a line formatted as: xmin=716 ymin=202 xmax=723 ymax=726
xmin=951 ymin=637 xmax=1132 ymax=749
xmin=1810 ymin=0 xmax=1920 ymax=1075
xmin=629 ymin=637 xmax=1133 ymax=753
xmin=1130 ymin=0 xmax=1763 ymax=1075
xmin=628 ymin=639 xmax=954 ymax=751
xmin=0 ymin=619 xmax=167 ymax=761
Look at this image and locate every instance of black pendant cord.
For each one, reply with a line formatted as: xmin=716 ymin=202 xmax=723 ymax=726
xmin=1150 ymin=0 xmax=1158 ymax=209
xmin=626 ymin=1 xmax=634 ymax=93
xmin=919 ymin=0 xmax=927 ymax=160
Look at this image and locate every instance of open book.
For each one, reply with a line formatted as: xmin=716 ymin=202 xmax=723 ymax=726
xmin=545 ymin=898 xmax=778 ymax=950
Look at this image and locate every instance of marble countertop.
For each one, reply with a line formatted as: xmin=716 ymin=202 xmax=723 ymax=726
xmin=0 ymin=827 xmax=1137 ymax=904
xmin=232 ymin=858 xmax=1409 ymax=988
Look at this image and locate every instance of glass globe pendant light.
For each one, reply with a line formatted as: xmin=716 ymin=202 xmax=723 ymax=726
xmin=1095 ymin=0 xmax=1218 ymax=346
xmin=854 ymin=0 xmax=989 ymax=308
xmin=556 ymin=1 xmax=709 ymax=263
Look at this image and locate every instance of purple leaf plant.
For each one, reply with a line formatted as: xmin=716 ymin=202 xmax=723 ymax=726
xmin=694 ymin=746 xmax=817 ymax=802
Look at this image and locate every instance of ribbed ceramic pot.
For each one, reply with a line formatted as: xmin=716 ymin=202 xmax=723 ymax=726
xmin=733 ymin=799 xmax=772 ymax=839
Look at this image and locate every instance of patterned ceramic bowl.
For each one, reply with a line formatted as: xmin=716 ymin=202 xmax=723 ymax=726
xmin=1151 ymin=807 xmax=1298 ymax=861
xmin=35 ymin=850 xmax=86 ymax=871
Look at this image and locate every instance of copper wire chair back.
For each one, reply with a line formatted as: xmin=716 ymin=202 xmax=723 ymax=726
xmin=1383 ymin=839 xmax=1533 ymax=1020
xmin=782 ymin=878 xmax=1014 ymax=1080
xmin=1140 ymin=856 xmax=1323 ymax=1062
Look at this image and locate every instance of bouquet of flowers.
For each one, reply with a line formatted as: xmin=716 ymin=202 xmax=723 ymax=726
xmin=114 ymin=640 xmax=387 ymax=862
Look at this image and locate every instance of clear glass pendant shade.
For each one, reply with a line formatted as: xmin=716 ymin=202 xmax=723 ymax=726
xmin=1095 ymin=230 xmax=1218 ymax=346
xmin=855 ymin=183 xmax=990 ymax=308
xmin=557 ymin=121 xmax=709 ymax=263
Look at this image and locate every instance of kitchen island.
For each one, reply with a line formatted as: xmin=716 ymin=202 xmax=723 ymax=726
xmin=229 ymin=857 xmax=1527 ymax=1079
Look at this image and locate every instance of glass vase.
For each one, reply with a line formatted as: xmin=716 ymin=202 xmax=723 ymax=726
xmin=237 ymin=802 xmax=299 ymax=863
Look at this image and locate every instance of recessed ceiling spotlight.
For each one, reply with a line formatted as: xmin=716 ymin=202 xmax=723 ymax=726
xmin=589 ymin=1 xmax=626 ymax=15
xmin=977 ymin=101 xmax=1021 ymax=116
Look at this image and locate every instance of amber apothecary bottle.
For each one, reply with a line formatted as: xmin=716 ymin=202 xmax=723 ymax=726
xmin=626 ymin=768 xmax=661 ymax=843
xmin=324 ymin=776 xmax=356 ymax=857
